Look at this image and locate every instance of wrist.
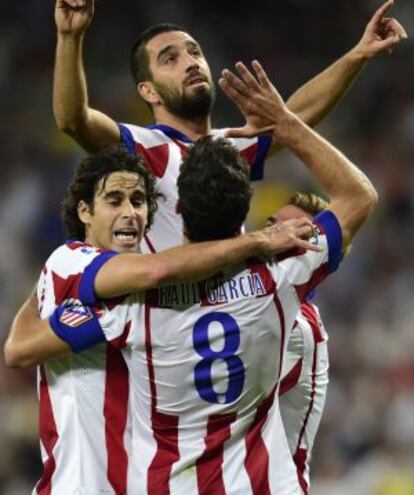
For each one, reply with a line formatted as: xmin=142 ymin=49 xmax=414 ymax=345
xmin=347 ymin=44 xmax=372 ymax=63
xmin=57 ymin=31 xmax=85 ymax=43
xmin=272 ymin=111 xmax=302 ymax=144
xmin=246 ymin=231 xmax=269 ymax=256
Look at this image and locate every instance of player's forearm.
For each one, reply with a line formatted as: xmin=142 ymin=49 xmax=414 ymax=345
xmin=286 ymin=48 xmax=367 ymax=128
xmin=95 ymin=233 xmax=269 ymax=298
xmin=54 ymin=34 xmax=89 ymax=136
xmin=4 ymin=293 xmax=69 ymax=368
xmin=53 ymin=34 xmax=120 ymax=152
xmin=274 ymin=112 xmax=378 ymax=236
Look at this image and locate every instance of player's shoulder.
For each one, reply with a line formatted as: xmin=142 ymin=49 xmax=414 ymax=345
xmin=45 ymin=241 xmax=105 ymax=275
xmin=211 ymin=128 xmax=257 ymax=148
xmin=119 ymin=122 xmax=173 ymax=147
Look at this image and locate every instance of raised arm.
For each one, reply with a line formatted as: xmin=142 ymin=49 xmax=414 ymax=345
xmin=219 ymin=61 xmax=378 ymax=244
xmin=284 ymin=0 xmax=406 ymax=130
xmin=54 ymin=0 xmax=120 ymax=152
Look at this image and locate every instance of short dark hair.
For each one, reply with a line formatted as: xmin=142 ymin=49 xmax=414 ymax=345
xmin=63 ymin=145 xmax=158 ymax=241
xmin=177 ymin=137 xmax=253 ymax=242
xmin=130 ymin=23 xmax=187 ymax=84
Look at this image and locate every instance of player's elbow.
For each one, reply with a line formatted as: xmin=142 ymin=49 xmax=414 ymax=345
xmin=358 ymin=182 xmax=379 ymax=218
xmin=4 ymin=340 xmax=38 ymax=368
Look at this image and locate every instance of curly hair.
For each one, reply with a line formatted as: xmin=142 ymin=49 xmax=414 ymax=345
xmin=62 ymin=145 xmax=159 ymax=241
xmin=177 ymin=137 xmax=253 ymax=242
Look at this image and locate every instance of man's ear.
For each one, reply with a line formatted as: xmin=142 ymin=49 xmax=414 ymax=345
xmin=137 ymin=81 xmax=161 ymax=105
xmin=77 ymin=200 xmax=92 ymax=227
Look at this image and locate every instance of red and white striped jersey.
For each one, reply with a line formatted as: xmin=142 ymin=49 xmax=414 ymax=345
xmin=118 ymin=123 xmax=272 ymax=252
xmin=85 ymin=211 xmax=342 ymax=495
xmin=34 ymin=241 xmax=129 ymax=495
xmin=279 ymin=302 xmax=329 ymax=494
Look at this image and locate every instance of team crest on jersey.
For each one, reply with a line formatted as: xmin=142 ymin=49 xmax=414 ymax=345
xmin=59 ymin=305 xmax=93 ymax=327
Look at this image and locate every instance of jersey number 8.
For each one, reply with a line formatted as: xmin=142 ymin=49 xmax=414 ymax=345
xmin=193 ymin=312 xmax=245 ymax=404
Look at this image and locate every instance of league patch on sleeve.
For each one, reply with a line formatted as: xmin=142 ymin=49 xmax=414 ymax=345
xmin=59 ymin=305 xmax=93 ymax=327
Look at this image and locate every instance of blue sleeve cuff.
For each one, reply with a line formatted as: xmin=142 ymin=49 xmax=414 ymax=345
xmin=78 ymin=251 xmax=118 ymax=305
xmin=49 ymin=304 xmax=105 ymax=353
xmin=314 ymin=210 xmax=343 ymax=273
xmin=250 ymin=135 xmax=272 ymax=182
xmin=118 ymin=123 xmax=136 ymax=154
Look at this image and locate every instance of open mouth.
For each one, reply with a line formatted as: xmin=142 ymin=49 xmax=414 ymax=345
xmin=185 ymin=76 xmax=208 ymax=87
xmin=113 ymin=228 xmax=138 ymax=243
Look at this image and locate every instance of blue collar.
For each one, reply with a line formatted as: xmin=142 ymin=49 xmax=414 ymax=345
xmin=148 ymin=124 xmax=194 ymax=144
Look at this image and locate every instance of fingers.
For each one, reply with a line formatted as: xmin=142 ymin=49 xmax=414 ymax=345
xmin=59 ymin=0 xmax=86 ymax=7
xmin=224 ymin=127 xmax=252 ymax=139
xmin=234 ymin=62 xmax=261 ymax=91
xmin=251 ymin=60 xmax=273 ymax=90
xmin=220 ymin=69 xmax=249 ymax=96
xmin=292 ymin=238 xmax=324 ymax=253
xmin=383 ymin=17 xmax=408 ymax=39
xmin=218 ymin=76 xmax=247 ymax=112
xmin=370 ymin=0 xmax=394 ymax=26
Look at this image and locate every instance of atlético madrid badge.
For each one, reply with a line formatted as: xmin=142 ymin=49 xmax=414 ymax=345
xmin=59 ymin=305 xmax=93 ymax=327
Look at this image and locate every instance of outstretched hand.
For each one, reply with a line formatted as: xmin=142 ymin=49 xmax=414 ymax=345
xmin=258 ymin=217 xmax=323 ymax=257
xmin=219 ymin=60 xmax=291 ymax=139
xmin=355 ymin=0 xmax=407 ymax=58
xmin=55 ymin=0 xmax=94 ymax=35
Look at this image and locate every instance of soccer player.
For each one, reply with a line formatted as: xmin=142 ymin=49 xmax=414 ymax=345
xmin=5 ymin=146 xmax=316 ymax=495
xmin=270 ymin=192 xmax=351 ymax=494
xmin=53 ymin=0 xmax=405 ymax=254
xmin=7 ymin=64 xmax=378 ymax=493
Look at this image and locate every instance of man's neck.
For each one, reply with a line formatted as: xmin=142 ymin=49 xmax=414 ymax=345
xmin=154 ymin=108 xmax=211 ymax=142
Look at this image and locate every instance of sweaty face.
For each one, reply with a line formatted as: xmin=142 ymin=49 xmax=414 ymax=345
xmin=266 ymin=204 xmax=312 ymax=227
xmin=146 ymin=31 xmax=215 ymax=119
xmin=81 ymin=171 xmax=148 ymax=253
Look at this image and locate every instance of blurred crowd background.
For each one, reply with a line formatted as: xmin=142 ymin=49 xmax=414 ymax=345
xmin=1 ymin=1 xmax=414 ymax=493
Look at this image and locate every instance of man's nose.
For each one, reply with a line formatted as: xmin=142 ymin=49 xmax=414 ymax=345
xmin=184 ymin=53 xmax=200 ymax=71
xmin=121 ymin=200 xmax=135 ymax=217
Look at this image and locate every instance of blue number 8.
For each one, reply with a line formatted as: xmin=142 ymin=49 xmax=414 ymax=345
xmin=193 ymin=312 xmax=245 ymax=404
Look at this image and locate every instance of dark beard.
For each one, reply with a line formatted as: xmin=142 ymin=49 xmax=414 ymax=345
xmin=155 ymin=82 xmax=215 ymax=120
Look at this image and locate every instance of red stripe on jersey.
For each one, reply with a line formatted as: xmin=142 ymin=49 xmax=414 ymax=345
xmin=239 ymin=142 xmax=258 ymax=167
xmin=145 ymin=304 xmax=180 ymax=494
xmin=110 ymin=321 xmax=131 ymax=349
xmin=293 ymin=448 xmax=309 ymax=495
xmin=135 ymin=142 xmax=170 ymax=178
xmin=196 ymin=412 xmax=237 ymax=495
xmin=294 ymin=264 xmax=329 ymax=303
xmin=246 ymin=258 xmax=276 ymax=296
xmin=104 ymin=346 xmax=129 ymax=495
xmin=301 ymin=303 xmax=324 ymax=343
xmin=275 ymin=247 xmax=306 ymax=262
xmin=171 ymin=137 xmax=189 ymax=156
xmin=244 ymin=386 xmax=277 ymax=495
xmin=51 ymin=271 xmax=82 ymax=304
xmin=36 ymin=366 xmax=59 ymax=495
xmin=144 ymin=233 xmax=157 ymax=253
xmin=279 ymin=358 xmax=303 ymax=396
xmin=273 ymin=293 xmax=286 ymax=380
xmin=148 ymin=411 xmax=180 ymax=495
xmin=293 ymin=307 xmax=322 ymax=495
